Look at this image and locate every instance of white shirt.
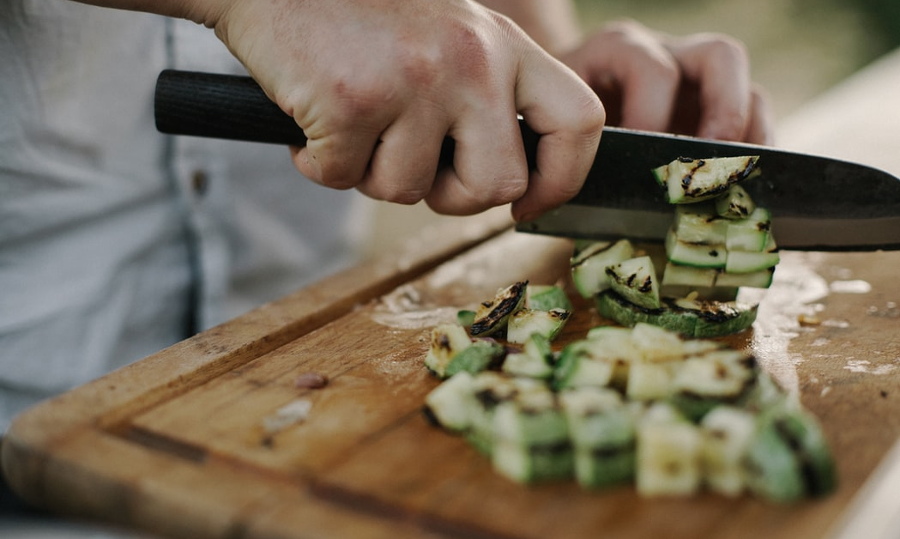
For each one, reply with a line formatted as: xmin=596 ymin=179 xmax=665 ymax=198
xmin=0 ymin=1 xmax=372 ymax=430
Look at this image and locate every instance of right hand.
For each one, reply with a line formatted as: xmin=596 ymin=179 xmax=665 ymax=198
xmin=204 ymin=0 xmax=605 ymax=221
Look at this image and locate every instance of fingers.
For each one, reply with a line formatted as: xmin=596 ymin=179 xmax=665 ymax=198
xmin=355 ymin=110 xmax=449 ymax=204
xmin=509 ymin=50 xmax=605 ymax=222
xmin=562 ymin=22 xmax=679 ymax=134
xmin=665 ymin=33 xmax=752 ymax=141
xmin=425 ymin=106 xmax=529 ymax=215
xmin=561 ymin=21 xmax=773 ymax=144
xmin=744 ymin=84 xmax=775 ymax=145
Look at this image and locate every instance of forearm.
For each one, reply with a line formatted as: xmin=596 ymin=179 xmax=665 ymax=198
xmin=70 ymin=0 xmax=218 ymax=26
xmin=478 ymin=0 xmax=582 ymax=55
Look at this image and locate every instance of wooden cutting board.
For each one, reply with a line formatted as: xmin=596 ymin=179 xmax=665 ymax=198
xmin=3 ymin=202 xmax=900 ymax=539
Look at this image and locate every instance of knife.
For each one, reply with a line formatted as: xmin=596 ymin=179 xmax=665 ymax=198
xmin=154 ymin=69 xmax=900 ymax=251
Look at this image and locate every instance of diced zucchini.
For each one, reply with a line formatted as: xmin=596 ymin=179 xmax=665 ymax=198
xmin=502 ymin=333 xmax=554 ymax=379
xmin=661 ymin=262 xmax=717 ymax=288
xmin=605 ymin=256 xmax=661 ymax=310
xmin=560 ymin=387 xmax=637 ymax=488
xmin=629 ymin=322 xmax=687 ymax=363
xmin=443 ymin=339 xmax=506 ymax=378
xmin=660 ymin=155 xmax=760 ymax=204
xmin=493 ymin=390 xmax=568 ymax=446
xmin=725 ymin=250 xmax=780 ymax=274
xmin=491 ymin=387 xmax=573 ymax=483
xmin=636 ymin=404 xmax=702 ymax=496
xmin=423 ymin=371 xmax=477 ymax=433
xmin=527 ymin=284 xmax=573 ymax=312
xmin=456 ymin=309 xmax=476 ymax=328
xmin=491 ymin=439 xmax=574 ymax=484
xmin=715 ymin=268 xmax=775 ymax=289
xmin=715 ymin=184 xmax=756 ymax=219
xmin=673 ymin=203 xmax=729 ymax=244
xmin=506 ymin=308 xmax=570 ymax=344
xmin=725 ymin=207 xmax=772 ymax=252
xmin=553 ymin=339 xmax=618 ymax=390
xmin=470 ymin=281 xmax=528 ymax=337
xmin=627 ymin=360 xmax=678 ymax=401
xmin=668 ymin=349 xmax=757 ymax=421
xmin=423 ymin=323 xmax=473 ymax=378
xmin=700 ymin=406 xmax=756 ymax=496
xmin=570 ymin=239 xmax=635 ymax=298
xmin=666 ymin=229 xmax=727 ymax=269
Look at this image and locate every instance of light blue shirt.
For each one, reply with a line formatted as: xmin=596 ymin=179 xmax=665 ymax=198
xmin=0 ymin=1 xmax=371 ymax=431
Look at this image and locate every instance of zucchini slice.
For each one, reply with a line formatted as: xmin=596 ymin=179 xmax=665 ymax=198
xmin=596 ymin=291 xmax=758 ymax=338
xmin=660 ymin=156 xmax=761 ymax=204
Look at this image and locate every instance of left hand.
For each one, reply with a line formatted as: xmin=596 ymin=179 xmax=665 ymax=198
xmin=559 ymin=19 xmax=773 ymax=144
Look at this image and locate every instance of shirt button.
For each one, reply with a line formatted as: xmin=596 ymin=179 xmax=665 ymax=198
xmin=191 ymin=170 xmax=209 ymax=196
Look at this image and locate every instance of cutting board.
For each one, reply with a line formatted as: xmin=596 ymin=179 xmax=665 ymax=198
xmin=3 ymin=203 xmax=900 ymax=539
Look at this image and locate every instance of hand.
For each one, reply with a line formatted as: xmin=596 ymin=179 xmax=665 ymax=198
xmin=206 ymin=0 xmax=604 ymax=220
xmin=559 ymin=20 xmax=773 ymax=144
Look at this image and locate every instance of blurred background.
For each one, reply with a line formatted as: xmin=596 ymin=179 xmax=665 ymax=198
xmin=365 ymin=0 xmax=900 ymax=257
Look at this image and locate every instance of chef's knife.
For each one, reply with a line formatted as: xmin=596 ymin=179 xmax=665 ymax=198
xmin=154 ymin=69 xmax=900 ymax=251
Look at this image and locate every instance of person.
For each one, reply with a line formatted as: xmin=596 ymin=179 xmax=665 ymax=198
xmin=0 ymin=0 xmax=771 ymax=435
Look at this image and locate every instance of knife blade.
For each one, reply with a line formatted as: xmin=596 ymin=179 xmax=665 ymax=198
xmin=154 ymin=69 xmax=900 ymax=251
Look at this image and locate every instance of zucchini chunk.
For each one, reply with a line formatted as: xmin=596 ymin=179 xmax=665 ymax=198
xmin=560 ymin=387 xmax=637 ymax=488
xmin=423 ymin=323 xmax=474 ymax=378
xmin=699 ymin=406 xmax=757 ymax=496
xmin=506 ymin=307 xmax=570 ymax=344
xmin=673 ymin=204 xmax=729 ymax=244
xmin=502 ymin=333 xmax=555 ymax=379
xmin=443 ymin=339 xmax=506 ymax=378
xmin=470 ymin=281 xmax=528 ymax=337
xmin=715 ymin=184 xmax=756 ymax=219
xmin=605 ymin=256 xmax=661 ymax=310
xmin=570 ymin=239 xmax=635 ymax=299
xmin=666 ymin=229 xmax=727 ymax=269
xmin=636 ymin=404 xmax=702 ymax=497
xmin=725 ymin=207 xmax=772 ymax=252
xmin=659 ymin=156 xmax=761 ymax=204
xmin=743 ymin=405 xmax=837 ymax=502
xmin=492 ymin=387 xmax=573 ymax=483
xmin=423 ymin=371 xmax=478 ymax=433
xmin=527 ymin=284 xmax=573 ymax=312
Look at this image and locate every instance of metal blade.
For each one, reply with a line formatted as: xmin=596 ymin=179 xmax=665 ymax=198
xmin=517 ymin=127 xmax=900 ymax=251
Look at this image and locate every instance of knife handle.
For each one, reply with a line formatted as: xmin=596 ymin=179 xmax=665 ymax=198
xmin=153 ymin=70 xmax=539 ymax=168
xmin=154 ymin=70 xmax=308 ymax=145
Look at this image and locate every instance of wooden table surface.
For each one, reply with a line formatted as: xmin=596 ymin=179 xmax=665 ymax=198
xmin=3 ymin=50 xmax=900 ymax=539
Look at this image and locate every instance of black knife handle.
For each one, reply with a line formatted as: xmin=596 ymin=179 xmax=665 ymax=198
xmin=153 ymin=69 xmax=539 ymax=169
xmin=155 ymin=70 xmax=307 ymax=145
